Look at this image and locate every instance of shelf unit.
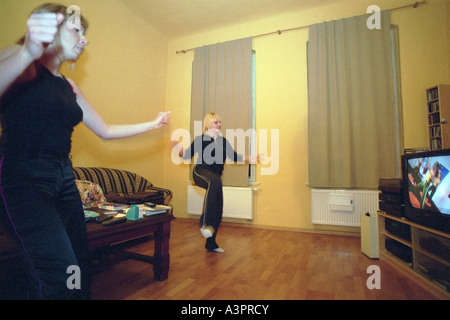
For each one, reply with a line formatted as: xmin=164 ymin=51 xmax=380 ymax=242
xmin=378 ymin=211 xmax=449 ymax=299
xmin=427 ymin=84 xmax=450 ymax=150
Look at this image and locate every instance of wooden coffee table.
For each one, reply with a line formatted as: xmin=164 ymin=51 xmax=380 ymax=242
xmin=86 ymin=209 xmax=173 ymax=281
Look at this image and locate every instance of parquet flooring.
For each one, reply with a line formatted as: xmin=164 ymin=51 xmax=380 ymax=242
xmin=91 ymin=218 xmax=442 ymax=300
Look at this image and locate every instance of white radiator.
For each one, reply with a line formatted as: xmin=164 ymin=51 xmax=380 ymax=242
xmin=311 ymin=189 xmax=379 ymax=227
xmin=187 ymin=185 xmax=253 ymax=220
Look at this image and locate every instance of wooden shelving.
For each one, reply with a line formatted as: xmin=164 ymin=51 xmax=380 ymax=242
xmin=427 ymin=85 xmax=450 ymax=150
xmin=378 ymin=211 xmax=449 ymax=299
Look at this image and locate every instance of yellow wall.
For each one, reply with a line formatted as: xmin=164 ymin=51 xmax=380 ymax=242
xmin=1 ymin=0 xmax=449 ymax=233
xmin=395 ymin=0 xmax=450 ymax=147
xmin=163 ymin=0 xmax=450 ymax=232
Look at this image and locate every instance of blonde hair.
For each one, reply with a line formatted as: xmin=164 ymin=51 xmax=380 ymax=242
xmin=17 ymin=3 xmax=89 ymax=63
xmin=202 ymin=113 xmax=222 ymax=134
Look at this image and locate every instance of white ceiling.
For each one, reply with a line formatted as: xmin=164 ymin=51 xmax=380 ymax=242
xmin=118 ymin=0 xmax=343 ymax=38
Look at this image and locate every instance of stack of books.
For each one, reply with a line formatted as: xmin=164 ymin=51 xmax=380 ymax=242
xmin=99 ymin=202 xmax=130 ymax=211
xmin=98 ymin=202 xmax=170 ymax=217
xmin=136 ymin=204 xmax=170 ymax=216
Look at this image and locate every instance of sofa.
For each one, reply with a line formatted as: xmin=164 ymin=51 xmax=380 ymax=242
xmin=72 ymin=167 xmax=173 ymax=207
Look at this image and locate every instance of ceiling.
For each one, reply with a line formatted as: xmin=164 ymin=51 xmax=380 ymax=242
xmin=118 ymin=0 xmax=343 ymax=38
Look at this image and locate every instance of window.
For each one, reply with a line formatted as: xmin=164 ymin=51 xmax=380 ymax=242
xmin=249 ymin=50 xmax=257 ymax=184
xmin=190 ymin=38 xmax=253 ymax=187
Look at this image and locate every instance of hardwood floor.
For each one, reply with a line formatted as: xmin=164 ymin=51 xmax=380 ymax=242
xmin=91 ymin=218 xmax=442 ymax=300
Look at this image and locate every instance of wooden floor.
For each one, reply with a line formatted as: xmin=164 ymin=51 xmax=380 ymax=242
xmin=91 ymin=218 xmax=442 ymax=300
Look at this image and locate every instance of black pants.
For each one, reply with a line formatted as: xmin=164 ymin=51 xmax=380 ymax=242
xmin=192 ymin=165 xmax=223 ymax=251
xmin=0 ymin=155 xmax=90 ymax=300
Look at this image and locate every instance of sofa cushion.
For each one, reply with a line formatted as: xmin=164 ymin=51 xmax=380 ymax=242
xmin=72 ymin=167 xmax=152 ymax=195
xmin=75 ymin=180 xmax=106 ymax=207
xmin=72 ymin=167 xmax=173 ymax=205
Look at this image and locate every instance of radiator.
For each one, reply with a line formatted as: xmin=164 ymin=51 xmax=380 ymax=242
xmin=187 ymin=185 xmax=253 ymax=220
xmin=311 ymin=189 xmax=379 ymax=227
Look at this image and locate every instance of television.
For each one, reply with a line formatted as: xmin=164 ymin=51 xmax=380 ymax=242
xmin=402 ymin=148 xmax=450 ymax=234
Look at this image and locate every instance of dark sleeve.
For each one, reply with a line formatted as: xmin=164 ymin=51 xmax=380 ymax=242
xmin=224 ymin=137 xmax=244 ymax=162
xmin=182 ymin=135 xmax=201 ymax=160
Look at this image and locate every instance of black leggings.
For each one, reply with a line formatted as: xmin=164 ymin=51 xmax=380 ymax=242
xmin=192 ymin=165 xmax=223 ymax=250
xmin=0 ymin=155 xmax=90 ymax=300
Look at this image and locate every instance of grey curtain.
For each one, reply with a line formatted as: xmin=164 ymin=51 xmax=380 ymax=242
xmin=191 ymin=37 xmax=253 ymax=186
xmin=308 ymin=11 xmax=401 ymax=189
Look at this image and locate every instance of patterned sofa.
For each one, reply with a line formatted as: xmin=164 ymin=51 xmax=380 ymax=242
xmin=72 ymin=167 xmax=172 ymax=207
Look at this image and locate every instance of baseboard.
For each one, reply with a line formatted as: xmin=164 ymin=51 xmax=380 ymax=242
xmin=178 ymin=217 xmax=361 ymax=237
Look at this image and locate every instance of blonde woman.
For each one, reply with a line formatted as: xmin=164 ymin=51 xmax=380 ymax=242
xmin=0 ymin=3 xmax=169 ymax=299
xmin=175 ymin=113 xmax=258 ymax=253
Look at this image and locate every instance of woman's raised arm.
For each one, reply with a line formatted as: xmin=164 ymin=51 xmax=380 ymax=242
xmin=0 ymin=13 xmax=64 ymax=98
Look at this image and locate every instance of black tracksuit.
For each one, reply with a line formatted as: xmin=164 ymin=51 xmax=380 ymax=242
xmin=183 ymin=134 xmax=243 ymax=250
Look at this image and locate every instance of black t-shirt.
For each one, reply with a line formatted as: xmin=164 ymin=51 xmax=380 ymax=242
xmin=0 ymin=64 xmax=83 ymax=157
xmin=183 ymin=134 xmax=244 ymax=175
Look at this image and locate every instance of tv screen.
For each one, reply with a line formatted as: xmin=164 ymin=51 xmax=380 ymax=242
xmin=406 ymin=156 xmax=450 ymax=214
xmin=403 ymin=149 xmax=450 ymax=233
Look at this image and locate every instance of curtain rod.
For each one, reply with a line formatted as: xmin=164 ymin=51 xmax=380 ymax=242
xmin=176 ymin=0 xmax=427 ymax=54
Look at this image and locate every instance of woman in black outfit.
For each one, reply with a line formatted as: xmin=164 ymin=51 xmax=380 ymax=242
xmin=174 ymin=113 xmax=258 ymax=253
xmin=0 ymin=3 xmax=169 ymax=300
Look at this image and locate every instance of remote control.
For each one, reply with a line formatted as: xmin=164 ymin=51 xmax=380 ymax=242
xmin=96 ymin=215 xmax=113 ymax=223
xmin=102 ymin=216 xmax=127 ymax=226
xmin=144 ymin=202 xmax=156 ymax=208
